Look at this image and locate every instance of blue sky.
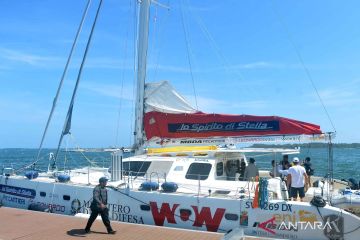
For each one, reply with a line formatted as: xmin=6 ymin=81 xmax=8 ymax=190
xmin=0 ymin=0 xmax=359 ymax=148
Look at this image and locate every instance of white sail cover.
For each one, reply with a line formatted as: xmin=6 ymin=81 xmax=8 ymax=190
xmin=145 ymin=81 xmax=198 ymax=114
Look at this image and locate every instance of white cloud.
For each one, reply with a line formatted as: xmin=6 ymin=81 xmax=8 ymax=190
xmin=232 ymin=61 xmax=284 ymax=69
xmin=314 ymin=82 xmax=360 ymax=107
xmin=81 ymin=82 xmax=134 ymax=101
xmin=0 ymin=48 xmax=61 ymax=66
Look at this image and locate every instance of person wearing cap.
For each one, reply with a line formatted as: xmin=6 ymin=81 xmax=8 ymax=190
xmin=287 ymin=157 xmax=310 ymax=202
xmin=85 ymin=177 xmax=116 ymax=234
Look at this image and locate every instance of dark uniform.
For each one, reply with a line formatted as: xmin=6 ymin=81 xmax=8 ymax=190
xmin=85 ymin=181 xmax=114 ymax=234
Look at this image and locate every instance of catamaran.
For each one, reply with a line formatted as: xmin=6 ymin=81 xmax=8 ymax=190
xmin=1 ymin=1 xmax=359 ymax=239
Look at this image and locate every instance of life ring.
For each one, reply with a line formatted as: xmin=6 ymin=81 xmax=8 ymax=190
xmin=71 ymin=199 xmax=81 ymax=214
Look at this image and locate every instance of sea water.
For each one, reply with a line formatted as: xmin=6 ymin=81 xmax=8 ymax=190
xmin=0 ymin=147 xmax=359 ymax=181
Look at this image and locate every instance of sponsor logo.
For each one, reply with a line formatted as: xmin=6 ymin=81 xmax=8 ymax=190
xmin=240 ymin=211 xmax=248 ymax=226
xmin=273 ymin=211 xmax=318 ymax=225
xmin=80 ymin=201 xmax=144 ymax=224
xmin=149 ymin=202 xmax=225 ymax=232
xmin=71 ymin=199 xmax=81 ymax=213
xmin=2 ymin=195 xmax=26 ymax=205
xmin=279 ymin=221 xmax=332 ymax=231
xmin=168 ymin=121 xmax=279 ymax=133
xmin=323 ymin=214 xmax=344 ymax=239
xmin=180 ymin=140 xmax=203 ymax=144
xmin=0 ymin=184 xmax=36 ymax=199
xmin=33 ymin=202 xmax=65 ymax=213
xmin=251 ymin=229 xmax=298 ymax=239
xmin=179 ymin=139 xmax=226 ymax=145
xmin=298 ymin=210 xmax=317 ymax=223
xmin=253 ymin=212 xmax=344 ymax=238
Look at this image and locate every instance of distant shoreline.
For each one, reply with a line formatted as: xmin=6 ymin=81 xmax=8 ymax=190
xmin=250 ymin=143 xmax=360 ymax=148
xmin=1 ymin=143 xmax=360 ymax=149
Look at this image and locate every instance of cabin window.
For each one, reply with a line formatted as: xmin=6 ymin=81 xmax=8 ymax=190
xmin=225 ymin=213 xmax=239 ymax=221
xmin=40 ymin=191 xmax=46 ymax=197
xmin=176 ymin=153 xmax=188 ymax=157
xmin=140 ymin=204 xmax=150 ymax=211
xmin=214 ymin=190 xmax=230 ymax=195
xmin=63 ymin=195 xmax=71 ymax=201
xmin=123 ymin=161 xmax=151 ymax=177
xmin=193 ymin=152 xmax=208 ymax=157
xmin=185 ymin=163 xmax=211 ymax=180
xmin=174 ymin=166 xmax=183 ymax=171
xmin=216 ymin=162 xmax=223 ymax=176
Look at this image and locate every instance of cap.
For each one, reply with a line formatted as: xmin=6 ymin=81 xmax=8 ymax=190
xmin=99 ymin=177 xmax=109 ymax=183
xmin=293 ymin=157 xmax=300 ymax=163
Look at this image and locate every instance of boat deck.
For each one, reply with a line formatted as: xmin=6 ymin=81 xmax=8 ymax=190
xmin=0 ymin=207 xmax=275 ymax=240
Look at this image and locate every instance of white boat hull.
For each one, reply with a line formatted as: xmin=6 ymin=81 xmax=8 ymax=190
xmin=1 ymin=176 xmax=360 ymax=239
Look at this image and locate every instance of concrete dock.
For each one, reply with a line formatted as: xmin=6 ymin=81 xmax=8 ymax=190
xmin=0 ymin=207 xmax=223 ymax=240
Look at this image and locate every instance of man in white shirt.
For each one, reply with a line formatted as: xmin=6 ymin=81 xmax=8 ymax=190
xmin=287 ymin=157 xmax=310 ymax=201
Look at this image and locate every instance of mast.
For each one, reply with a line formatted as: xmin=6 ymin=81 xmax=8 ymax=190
xmin=134 ymin=0 xmax=151 ymax=153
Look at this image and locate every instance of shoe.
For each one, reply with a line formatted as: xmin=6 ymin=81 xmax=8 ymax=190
xmin=108 ymin=230 xmax=116 ymax=234
xmin=84 ymin=229 xmax=90 ymax=233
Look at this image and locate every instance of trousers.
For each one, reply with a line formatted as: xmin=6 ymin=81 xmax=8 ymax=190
xmin=85 ymin=207 xmax=113 ymax=232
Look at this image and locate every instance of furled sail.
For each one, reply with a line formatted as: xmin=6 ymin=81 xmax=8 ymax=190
xmin=144 ymin=81 xmax=322 ymax=144
xmin=145 ymin=81 xmax=198 ymax=114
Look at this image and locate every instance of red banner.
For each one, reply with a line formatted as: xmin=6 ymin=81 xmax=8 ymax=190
xmin=144 ymin=111 xmax=322 ymax=140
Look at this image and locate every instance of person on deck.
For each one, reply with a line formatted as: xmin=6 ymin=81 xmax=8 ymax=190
xmin=279 ymin=161 xmax=291 ymax=198
xmin=85 ymin=177 xmax=116 ymax=234
xmin=270 ymin=160 xmax=280 ymax=178
xmin=303 ymin=157 xmax=314 ymax=184
xmin=244 ymin=158 xmax=259 ymax=181
xmin=287 ymin=157 xmax=310 ymax=202
xmin=238 ymin=159 xmax=246 ymax=181
xmin=225 ymin=160 xmax=237 ymax=181
xmin=279 ymin=160 xmax=291 ymax=178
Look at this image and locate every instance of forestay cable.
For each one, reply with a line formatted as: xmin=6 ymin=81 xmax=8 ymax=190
xmin=187 ymin=0 xmax=245 ymax=80
xmin=16 ymin=0 xmax=92 ymax=173
xmin=270 ymin=0 xmax=336 ymax=133
xmin=54 ymin=0 xmax=104 ymax=162
xmin=115 ymin=0 xmax=133 ymax=147
xmin=180 ymin=0 xmax=198 ymax=110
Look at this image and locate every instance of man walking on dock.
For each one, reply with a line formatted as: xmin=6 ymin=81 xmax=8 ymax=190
xmin=85 ymin=177 xmax=116 ymax=234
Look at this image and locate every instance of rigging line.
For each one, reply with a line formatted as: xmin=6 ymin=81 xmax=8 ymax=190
xmin=68 ymin=134 xmax=99 ymax=167
xmin=33 ymin=0 xmax=92 ymax=169
xmin=270 ymin=0 xmax=336 ymax=133
xmin=187 ymin=1 xmax=246 ymax=82
xmin=180 ymin=0 xmax=198 ymax=110
xmin=64 ymin=137 xmax=69 ymax=171
xmin=115 ymin=0 xmax=133 ymax=147
xmin=152 ymin=0 xmax=171 ymax=82
xmin=54 ymin=0 xmax=104 ymax=162
xmin=153 ymin=1 xmax=171 ymax=80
